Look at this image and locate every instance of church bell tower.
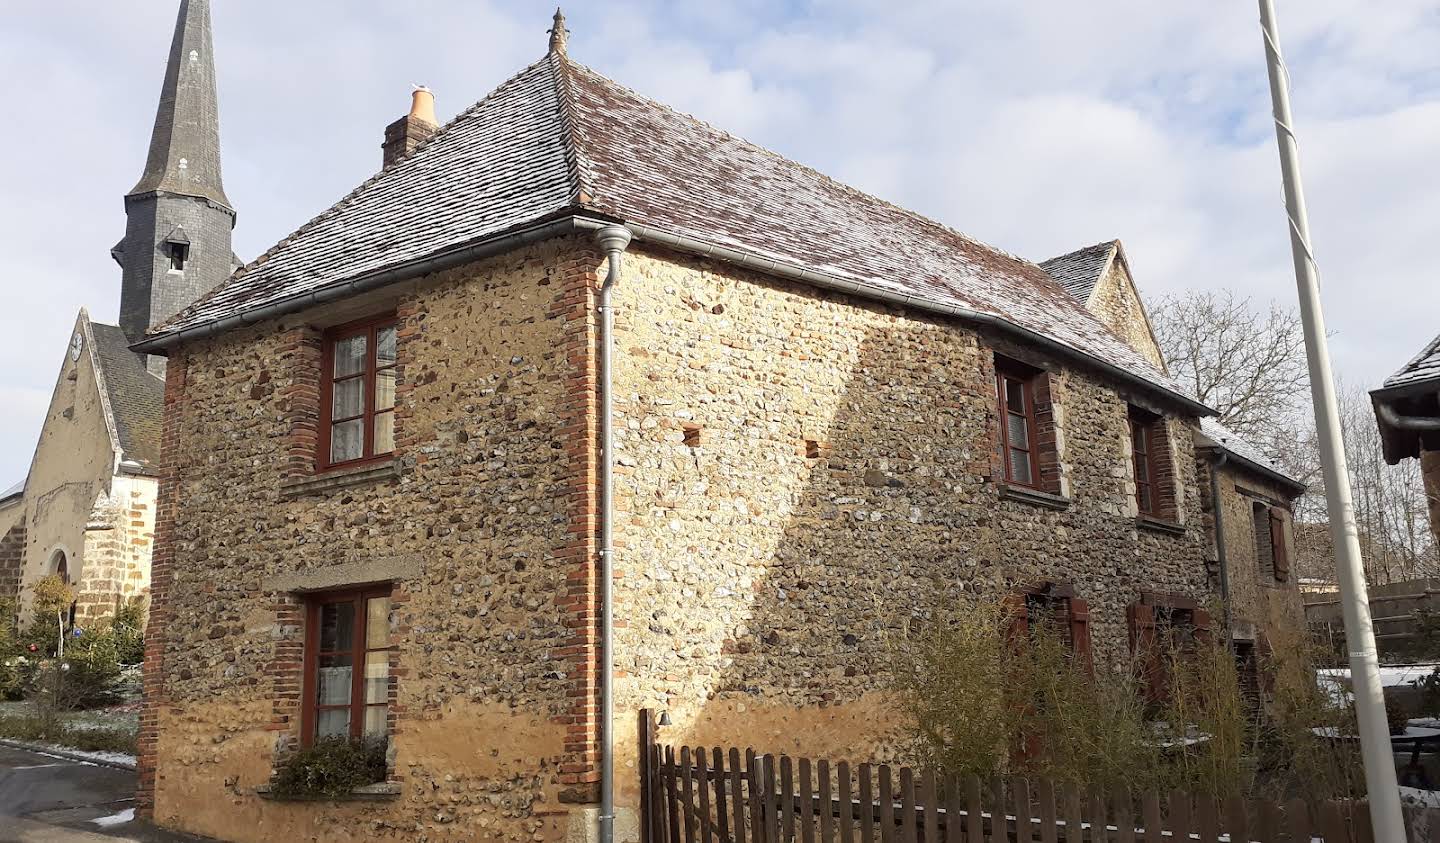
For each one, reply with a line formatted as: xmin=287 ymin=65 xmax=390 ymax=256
xmin=113 ymin=0 xmax=236 ymax=374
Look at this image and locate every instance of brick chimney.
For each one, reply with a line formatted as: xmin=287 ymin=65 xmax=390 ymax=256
xmin=382 ymin=87 xmax=439 ymax=168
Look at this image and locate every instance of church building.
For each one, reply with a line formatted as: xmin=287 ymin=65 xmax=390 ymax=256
xmin=0 ymin=0 xmax=236 ymax=623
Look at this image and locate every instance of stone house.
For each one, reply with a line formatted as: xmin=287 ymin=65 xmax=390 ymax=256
xmin=1373 ymin=332 xmax=1440 ymax=550
xmin=1 ymin=0 xmax=237 ymax=628
xmin=133 ymin=14 xmax=1304 ymax=842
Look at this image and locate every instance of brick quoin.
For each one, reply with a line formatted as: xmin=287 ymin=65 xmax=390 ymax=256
xmin=550 ymin=244 xmax=604 ymax=801
xmin=136 ymin=351 xmax=188 ymax=819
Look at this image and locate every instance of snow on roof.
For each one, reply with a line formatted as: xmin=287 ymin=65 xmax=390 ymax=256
xmin=149 ymin=53 xmax=1197 ymax=412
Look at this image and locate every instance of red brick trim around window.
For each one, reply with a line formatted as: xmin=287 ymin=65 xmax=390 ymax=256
xmin=136 ymin=352 xmax=188 ymax=819
xmin=317 ymin=315 xmax=398 ymax=472
xmin=550 ymin=241 xmax=605 ymax=802
xmin=279 ymin=326 xmax=323 ymax=479
xmin=1129 ymin=407 xmax=1178 ymax=521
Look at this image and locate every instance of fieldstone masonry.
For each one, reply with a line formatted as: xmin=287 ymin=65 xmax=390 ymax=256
xmin=145 ymin=237 xmax=1222 ymax=841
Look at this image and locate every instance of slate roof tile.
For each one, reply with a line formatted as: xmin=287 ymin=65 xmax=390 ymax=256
xmin=1384 ymin=333 xmax=1440 ymax=390
xmin=1040 ymin=241 xmax=1116 ymax=302
xmin=153 ymin=54 xmax=1194 ymax=407
xmin=91 ymin=322 xmax=164 ymax=469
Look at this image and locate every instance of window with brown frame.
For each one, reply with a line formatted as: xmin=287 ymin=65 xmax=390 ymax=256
xmin=1129 ymin=594 xmax=1212 ymax=711
xmin=995 ymin=361 xmax=1040 ymax=488
xmin=1129 ymin=408 xmax=1160 ymax=516
xmin=1252 ymin=501 xmax=1290 ymax=583
xmin=319 ymin=316 xmax=397 ymax=469
xmin=1005 ymin=582 xmax=1092 ymax=671
xmin=302 ymin=587 xmax=393 ymax=745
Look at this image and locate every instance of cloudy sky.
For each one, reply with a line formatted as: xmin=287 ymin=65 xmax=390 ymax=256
xmin=1 ymin=1 xmax=1437 ymax=486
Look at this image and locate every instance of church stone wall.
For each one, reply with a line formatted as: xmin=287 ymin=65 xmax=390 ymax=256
xmin=75 ymin=474 xmax=156 ymax=622
xmin=19 ymin=321 xmax=124 ymax=616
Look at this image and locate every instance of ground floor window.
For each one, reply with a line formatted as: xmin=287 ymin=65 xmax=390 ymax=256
xmin=302 ymin=587 xmax=393 ymax=745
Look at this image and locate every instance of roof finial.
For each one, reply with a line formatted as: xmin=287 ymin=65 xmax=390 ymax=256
xmin=548 ymin=8 xmax=569 ymax=56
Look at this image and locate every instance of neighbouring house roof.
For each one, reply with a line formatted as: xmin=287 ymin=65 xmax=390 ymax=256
xmin=89 ymin=323 xmax=164 ymax=471
xmin=1196 ymin=417 xmax=1306 ymax=495
xmin=142 ymin=54 xmax=1206 ymax=414
xmin=1384 ymin=333 xmax=1440 ymax=393
xmin=1039 ymin=241 xmax=1116 ymax=303
xmin=1372 ymin=331 xmax=1440 ymax=463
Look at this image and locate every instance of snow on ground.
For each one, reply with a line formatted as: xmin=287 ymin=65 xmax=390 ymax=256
xmin=1401 ymin=786 xmax=1440 ymax=808
xmin=91 ymin=808 xmax=136 ymax=828
xmin=3 ymin=740 xmax=137 ymax=769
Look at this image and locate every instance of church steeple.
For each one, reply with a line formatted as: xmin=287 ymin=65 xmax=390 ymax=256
xmin=129 ymin=0 xmax=229 ymax=208
xmin=115 ymin=0 xmax=236 ymax=372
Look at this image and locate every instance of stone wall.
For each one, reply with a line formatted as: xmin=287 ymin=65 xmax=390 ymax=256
xmin=0 ymin=520 xmax=24 ymax=622
xmin=145 ymin=237 xmax=599 ymax=842
xmin=605 ymin=246 xmax=1210 ymax=806
xmin=148 ymin=235 xmax=1218 ymax=842
xmin=75 ymin=475 xmax=155 ymax=621
xmin=1203 ymin=462 xmax=1303 ymax=646
xmin=1085 ymin=258 xmax=1166 ymax=372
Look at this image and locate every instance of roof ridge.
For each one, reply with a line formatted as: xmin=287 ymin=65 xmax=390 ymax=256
xmin=550 ymin=54 xmax=596 ymax=206
xmin=1040 ymin=239 xmax=1117 ymax=267
xmin=562 ymin=59 xmax=1049 ymax=276
xmin=153 ymin=55 xmax=559 ymax=335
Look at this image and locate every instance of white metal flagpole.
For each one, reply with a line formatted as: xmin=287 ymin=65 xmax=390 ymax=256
xmin=1256 ymin=1 xmax=1404 ymax=838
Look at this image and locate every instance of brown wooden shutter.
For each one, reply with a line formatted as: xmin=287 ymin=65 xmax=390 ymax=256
xmin=1128 ymin=603 xmax=1160 ymax=704
xmin=1192 ymin=608 xmax=1213 ymax=646
xmin=1004 ymin=593 xmax=1028 ymax=644
xmin=1270 ymin=508 xmax=1289 ymax=582
xmin=1069 ymin=598 xmax=1093 ymax=674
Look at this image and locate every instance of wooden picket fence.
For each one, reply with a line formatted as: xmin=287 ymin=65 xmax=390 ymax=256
xmin=638 ymin=713 xmax=1399 ymax=843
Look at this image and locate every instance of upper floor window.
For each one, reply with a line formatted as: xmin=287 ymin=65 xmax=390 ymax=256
xmin=320 ymin=317 xmax=397 ymax=469
xmin=303 ymin=586 xmax=393 ymax=745
xmin=1129 ymin=408 xmax=1160 ymax=516
xmin=995 ymin=361 xmax=1039 ymax=487
xmin=1252 ymin=501 xmax=1290 ymax=583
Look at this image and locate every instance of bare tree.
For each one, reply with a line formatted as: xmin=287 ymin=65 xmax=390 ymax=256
xmin=1149 ymin=291 xmax=1309 ymax=443
xmin=1149 ymin=290 xmax=1436 ymax=584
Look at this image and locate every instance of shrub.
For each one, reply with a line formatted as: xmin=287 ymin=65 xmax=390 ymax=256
xmin=19 ymin=576 xmax=74 ymax=656
xmin=109 ymin=597 xmax=146 ymax=665
xmin=1385 ymin=693 xmax=1410 ymax=736
xmin=271 ymin=737 xmax=389 ymax=799
xmin=0 ymin=714 xmax=136 ymax=754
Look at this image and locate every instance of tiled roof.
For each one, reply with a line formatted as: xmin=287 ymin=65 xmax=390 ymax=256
xmin=1039 ymin=241 xmax=1115 ymax=303
xmin=91 ymin=322 xmax=164 ymax=470
xmin=1383 ymin=333 xmax=1440 ymax=391
xmin=1198 ymin=417 xmax=1305 ymax=492
xmin=153 ymin=54 xmax=1194 ymax=409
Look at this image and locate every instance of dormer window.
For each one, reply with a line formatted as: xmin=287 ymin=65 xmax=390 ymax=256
xmin=166 ymin=241 xmax=189 ymax=271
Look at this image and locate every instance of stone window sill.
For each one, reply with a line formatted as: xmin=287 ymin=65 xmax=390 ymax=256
xmin=280 ymin=459 xmax=402 ymax=499
xmin=998 ymin=483 xmax=1071 ymax=511
xmin=1136 ymin=515 xmax=1186 ymax=536
xmin=255 ymin=782 xmax=401 ymax=802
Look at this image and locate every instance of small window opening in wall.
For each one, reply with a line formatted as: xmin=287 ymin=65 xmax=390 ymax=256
xmin=166 ymin=241 xmax=189 ymax=271
xmin=804 ymin=439 xmax=821 ymax=460
xmin=682 ymin=425 xmax=702 ymax=448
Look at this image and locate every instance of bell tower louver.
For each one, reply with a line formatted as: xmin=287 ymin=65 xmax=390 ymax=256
xmin=114 ymin=0 xmax=236 ymax=373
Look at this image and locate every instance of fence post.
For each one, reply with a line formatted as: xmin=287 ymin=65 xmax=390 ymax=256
xmin=640 ymin=709 xmax=655 ymax=843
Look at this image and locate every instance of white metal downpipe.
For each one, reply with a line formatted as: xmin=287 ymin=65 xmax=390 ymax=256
xmin=594 ymin=224 xmax=632 ymax=843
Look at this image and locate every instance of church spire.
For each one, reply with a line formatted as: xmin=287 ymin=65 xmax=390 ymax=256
xmin=116 ymin=0 xmax=236 ymax=372
xmin=128 ymin=0 xmax=230 ymax=209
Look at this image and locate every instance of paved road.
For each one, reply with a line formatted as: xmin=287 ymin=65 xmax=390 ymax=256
xmin=0 ymin=745 xmax=211 ymax=842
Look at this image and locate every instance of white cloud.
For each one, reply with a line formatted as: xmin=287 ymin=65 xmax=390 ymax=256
xmin=0 ymin=0 xmax=1437 ymax=485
